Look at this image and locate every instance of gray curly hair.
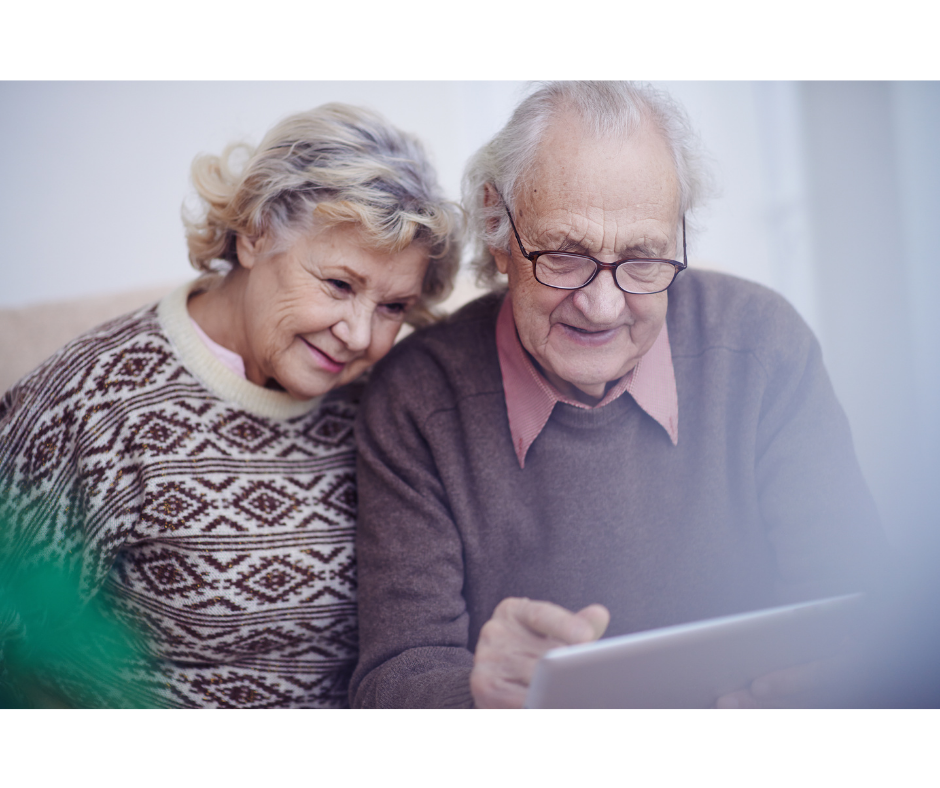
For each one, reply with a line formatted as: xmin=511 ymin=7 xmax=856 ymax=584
xmin=462 ymin=81 xmax=712 ymax=289
xmin=184 ymin=103 xmax=463 ymax=326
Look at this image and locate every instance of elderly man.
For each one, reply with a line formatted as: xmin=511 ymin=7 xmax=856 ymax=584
xmin=350 ymin=82 xmax=887 ymax=709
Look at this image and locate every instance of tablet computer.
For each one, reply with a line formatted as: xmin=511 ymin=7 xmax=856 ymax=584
xmin=524 ymin=592 xmax=866 ymax=708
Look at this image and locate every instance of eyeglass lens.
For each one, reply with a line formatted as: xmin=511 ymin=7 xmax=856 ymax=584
xmin=535 ymin=254 xmax=677 ymax=293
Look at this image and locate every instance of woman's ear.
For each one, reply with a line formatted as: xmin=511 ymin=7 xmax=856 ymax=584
xmin=235 ymin=234 xmax=262 ymax=270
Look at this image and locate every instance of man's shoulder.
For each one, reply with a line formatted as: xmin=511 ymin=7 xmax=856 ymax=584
xmin=420 ymin=291 xmax=504 ymax=345
xmin=364 ymin=292 xmax=505 ymax=412
xmin=386 ymin=292 xmax=502 ymax=367
xmin=668 ymin=269 xmax=814 ymax=362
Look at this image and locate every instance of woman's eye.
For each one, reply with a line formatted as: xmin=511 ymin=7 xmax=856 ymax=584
xmin=382 ymin=302 xmax=408 ymax=316
xmin=328 ymin=279 xmax=352 ymax=293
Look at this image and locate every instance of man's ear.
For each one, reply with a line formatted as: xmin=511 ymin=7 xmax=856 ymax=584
xmin=491 ymin=245 xmax=511 ymax=276
xmin=235 ymin=234 xmax=263 ymax=270
xmin=483 ymin=184 xmax=511 ymax=276
xmin=483 ymin=182 xmax=500 ymax=209
xmin=483 ymin=183 xmax=503 ymax=238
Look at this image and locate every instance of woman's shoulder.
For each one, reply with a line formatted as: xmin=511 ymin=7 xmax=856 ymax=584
xmin=0 ymin=304 xmax=181 ymax=460
xmin=4 ymin=303 xmax=170 ymax=404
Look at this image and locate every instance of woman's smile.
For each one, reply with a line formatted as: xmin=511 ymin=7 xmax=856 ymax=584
xmin=302 ymin=337 xmax=347 ymax=374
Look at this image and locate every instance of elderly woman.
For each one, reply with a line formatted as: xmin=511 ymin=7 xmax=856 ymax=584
xmin=0 ymin=104 xmax=461 ymax=708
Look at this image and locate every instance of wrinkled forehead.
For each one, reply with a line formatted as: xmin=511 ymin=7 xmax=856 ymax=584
xmin=516 ymin=115 xmax=682 ymax=253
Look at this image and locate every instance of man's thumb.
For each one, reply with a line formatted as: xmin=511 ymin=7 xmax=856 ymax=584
xmin=576 ymin=603 xmax=611 ymax=641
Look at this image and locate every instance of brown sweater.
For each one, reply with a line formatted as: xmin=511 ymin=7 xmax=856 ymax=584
xmin=350 ymin=270 xmax=888 ymax=709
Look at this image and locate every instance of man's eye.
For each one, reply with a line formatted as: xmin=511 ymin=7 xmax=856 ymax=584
xmin=328 ymin=279 xmax=352 ymax=293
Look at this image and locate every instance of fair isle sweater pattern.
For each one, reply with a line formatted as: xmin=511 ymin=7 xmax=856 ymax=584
xmin=0 ymin=282 xmax=359 ymax=708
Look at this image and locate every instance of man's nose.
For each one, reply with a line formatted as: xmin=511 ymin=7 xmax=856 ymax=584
xmin=333 ymin=303 xmax=373 ymax=352
xmin=571 ymin=268 xmax=626 ymax=324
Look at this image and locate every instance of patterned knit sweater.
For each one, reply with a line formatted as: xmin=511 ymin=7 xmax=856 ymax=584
xmin=0 ymin=280 xmax=359 ymax=708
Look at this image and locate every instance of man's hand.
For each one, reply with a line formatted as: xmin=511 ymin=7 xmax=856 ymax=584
xmin=715 ymin=653 xmax=863 ymax=708
xmin=470 ymin=597 xmax=610 ymax=709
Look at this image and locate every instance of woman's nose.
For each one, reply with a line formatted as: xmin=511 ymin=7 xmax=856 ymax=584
xmin=333 ymin=304 xmax=372 ymax=352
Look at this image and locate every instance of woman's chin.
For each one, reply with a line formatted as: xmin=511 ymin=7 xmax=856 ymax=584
xmin=268 ymin=355 xmax=369 ymax=399
xmin=283 ymin=384 xmax=332 ymax=400
xmin=277 ymin=373 xmax=342 ymax=401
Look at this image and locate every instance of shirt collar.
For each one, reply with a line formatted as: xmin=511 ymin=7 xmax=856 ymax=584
xmin=495 ymin=293 xmax=679 ymax=469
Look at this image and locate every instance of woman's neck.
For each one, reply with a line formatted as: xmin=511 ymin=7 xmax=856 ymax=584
xmin=187 ymin=267 xmax=250 ymax=366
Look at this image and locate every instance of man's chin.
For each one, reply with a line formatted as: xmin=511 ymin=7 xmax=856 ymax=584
xmin=542 ymin=370 xmax=612 ymax=403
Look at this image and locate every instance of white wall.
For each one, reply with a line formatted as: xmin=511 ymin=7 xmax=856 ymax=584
xmin=797 ymin=82 xmax=940 ymax=562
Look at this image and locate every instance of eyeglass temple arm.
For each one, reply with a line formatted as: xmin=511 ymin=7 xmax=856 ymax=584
xmin=682 ymin=215 xmax=687 ymax=267
xmin=502 ymin=201 xmax=531 ymax=260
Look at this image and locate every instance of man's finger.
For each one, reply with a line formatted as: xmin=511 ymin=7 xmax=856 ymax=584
xmin=576 ymin=603 xmax=611 ymax=640
xmin=716 ymin=689 xmax=760 ymax=709
xmin=751 ymin=663 xmax=816 ymax=699
xmin=751 ymin=656 xmax=842 ymax=699
xmin=500 ymin=597 xmax=604 ymax=645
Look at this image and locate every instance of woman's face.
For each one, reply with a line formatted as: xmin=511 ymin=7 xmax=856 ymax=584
xmin=236 ymin=224 xmax=429 ymax=399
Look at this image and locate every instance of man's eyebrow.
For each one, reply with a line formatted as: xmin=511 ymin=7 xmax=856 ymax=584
xmin=538 ymin=234 xmax=662 ymax=258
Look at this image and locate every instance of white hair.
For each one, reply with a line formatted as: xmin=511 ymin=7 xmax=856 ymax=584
xmin=184 ymin=103 xmax=463 ymax=325
xmin=462 ymin=81 xmax=713 ymax=288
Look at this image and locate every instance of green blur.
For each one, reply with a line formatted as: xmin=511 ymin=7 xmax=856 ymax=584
xmin=0 ymin=506 xmax=153 ymax=708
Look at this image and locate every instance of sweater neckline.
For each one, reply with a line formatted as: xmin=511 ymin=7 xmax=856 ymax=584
xmin=158 ymin=278 xmax=322 ymax=420
xmin=549 ymin=390 xmax=636 ymax=429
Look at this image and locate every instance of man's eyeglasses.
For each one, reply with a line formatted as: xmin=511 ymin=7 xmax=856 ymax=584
xmin=504 ymin=204 xmax=687 ymax=295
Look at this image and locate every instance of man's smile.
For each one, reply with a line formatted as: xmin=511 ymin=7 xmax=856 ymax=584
xmin=556 ymin=323 xmax=623 ymax=345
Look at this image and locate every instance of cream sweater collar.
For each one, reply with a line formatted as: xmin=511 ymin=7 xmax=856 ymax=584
xmin=158 ymin=278 xmax=322 ymax=420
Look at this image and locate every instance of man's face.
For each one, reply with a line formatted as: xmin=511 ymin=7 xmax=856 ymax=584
xmin=492 ymin=114 xmax=681 ymax=404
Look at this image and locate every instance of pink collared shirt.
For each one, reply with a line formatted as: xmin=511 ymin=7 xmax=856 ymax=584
xmin=190 ymin=318 xmax=247 ymax=379
xmin=495 ymin=294 xmax=679 ymax=469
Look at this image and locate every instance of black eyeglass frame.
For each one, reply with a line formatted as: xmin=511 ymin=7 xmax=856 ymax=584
xmin=503 ymin=203 xmax=688 ymax=295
